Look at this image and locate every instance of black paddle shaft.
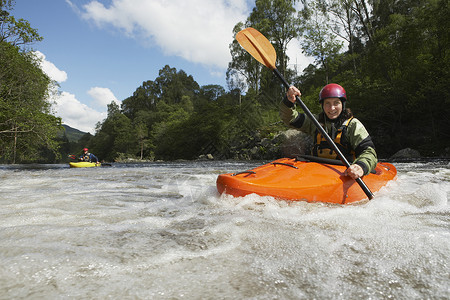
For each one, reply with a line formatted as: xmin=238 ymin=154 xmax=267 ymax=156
xmin=273 ymin=69 xmax=374 ymax=200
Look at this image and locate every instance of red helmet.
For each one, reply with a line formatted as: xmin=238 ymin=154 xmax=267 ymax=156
xmin=83 ymin=148 xmax=88 ymax=151
xmin=319 ymin=83 xmax=347 ymax=102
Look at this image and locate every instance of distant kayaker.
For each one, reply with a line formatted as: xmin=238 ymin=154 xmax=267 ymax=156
xmin=79 ymin=148 xmax=99 ymax=163
xmin=280 ymin=83 xmax=377 ymax=180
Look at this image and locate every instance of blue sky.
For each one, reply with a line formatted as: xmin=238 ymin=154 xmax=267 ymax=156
xmin=12 ymin=0 xmax=311 ymax=133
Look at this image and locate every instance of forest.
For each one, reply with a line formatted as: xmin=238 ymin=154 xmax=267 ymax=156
xmin=1 ymin=0 xmax=449 ymax=163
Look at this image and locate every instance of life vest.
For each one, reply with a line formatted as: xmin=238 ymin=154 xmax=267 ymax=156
xmin=82 ymin=153 xmax=91 ymax=162
xmin=312 ymin=117 xmax=355 ymax=162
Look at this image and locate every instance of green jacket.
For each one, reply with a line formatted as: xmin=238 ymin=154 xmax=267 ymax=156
xmin=279 ymin=98 xmax=377 ymax=175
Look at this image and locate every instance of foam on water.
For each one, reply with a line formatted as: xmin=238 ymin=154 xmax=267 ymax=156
xmin=0 ymin=161 xmax=449 ymax=299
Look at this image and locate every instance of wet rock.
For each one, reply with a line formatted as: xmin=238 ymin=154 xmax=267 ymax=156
xmin=220 ymin=129 xmax=314 ymax=160
xmin=260 ymin=138 xmax=271 ymax=148
xmin=279 ymin=129 xmax=313 ymax=157
xmin=198 ymin=154 xmax=214 ymax=160
xmin=390 ymin=148 xmax=421 ymax=160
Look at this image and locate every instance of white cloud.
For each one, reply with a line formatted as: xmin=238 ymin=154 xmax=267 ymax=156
xmin=35 ymin=51 xmax=117 ymax=133
xmin=53 ymin=91 xmax=106 ymax=134
xmin=286 ymin=39 xmax=315 ymax=77
xmin=87 ymin=87 xmax=120 ymax=108
xmin=34 ymin=51 xmax=68 ymax=83
xmin=76 ymin=0 xmax=251 ymax=71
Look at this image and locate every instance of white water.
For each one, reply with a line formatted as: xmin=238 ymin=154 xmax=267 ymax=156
xmin=0 ymin=161 xmax=449 ymax=299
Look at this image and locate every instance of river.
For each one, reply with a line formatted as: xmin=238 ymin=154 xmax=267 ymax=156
xmin=0 ymin=160 xmax=449 ymax=299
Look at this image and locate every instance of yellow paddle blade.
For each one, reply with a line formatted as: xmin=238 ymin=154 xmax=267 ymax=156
xmin=236 ymin=27 xmax=277 ymax=70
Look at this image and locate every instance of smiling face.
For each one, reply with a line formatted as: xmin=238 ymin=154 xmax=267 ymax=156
xmin=322 ymin=97 xmax=343 ymax=120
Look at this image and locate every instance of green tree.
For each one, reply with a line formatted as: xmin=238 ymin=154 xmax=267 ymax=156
xmin=134 ymin=121 xmax=148 ymax=160
xmin=357 ymin=0 xmax=450 ymax=155
xmin=92 ymin=66 xmax=205 ymax=161
xmin=227 ymin=22 xmax=263 ymax=93
xmin=0 ymin=1 xmax=61 ymax=163
xmin=121 ymin=80 xmax=159 ymax=119
xmin=0 ymin=0 xmax=42 ymax=46
xmin=90 ymin=101 xmax=136 ymax=161
xmin=227 ymin=0 xmax=300 ymax=96
xmin=0 ymin=42 xmax=61 ymax=163
xmin=298 ymin=0 xmax=344 ymax=83
xmin=156 ymin=65 xmax=200 ymax=105
xmin=325 ymin=0 xmax=366 ymax=75
xmin=248 ymin=0 xmax=300 ymax=79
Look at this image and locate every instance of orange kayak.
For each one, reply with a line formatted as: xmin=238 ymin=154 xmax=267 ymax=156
xmin=216 ymin=157 xmax=397 ymax=204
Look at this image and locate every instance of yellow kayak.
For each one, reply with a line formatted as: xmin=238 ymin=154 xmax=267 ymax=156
xmin=69 ymin=162 xmax=101 ymax=168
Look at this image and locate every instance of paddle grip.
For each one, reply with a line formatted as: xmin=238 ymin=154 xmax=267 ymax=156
xmin=273 ymin=69 xmax=374 ymax=200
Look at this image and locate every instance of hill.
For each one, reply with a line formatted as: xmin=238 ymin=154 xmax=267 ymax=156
xmin=61 ymin=124 xmax=87 ymax=142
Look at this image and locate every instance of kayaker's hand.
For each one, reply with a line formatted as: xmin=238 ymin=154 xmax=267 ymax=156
xmin=345 ymin=164 xmax=364 ymax=180
xmin=287 ymin=86 xmax=301 ymax=103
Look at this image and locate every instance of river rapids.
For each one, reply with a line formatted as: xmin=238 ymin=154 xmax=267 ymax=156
xmin=0 ymin=160 xmax=448 ymax=299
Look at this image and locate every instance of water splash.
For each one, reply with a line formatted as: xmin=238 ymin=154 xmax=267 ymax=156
xmin=0 ymin=161 xmax=448 ymax=299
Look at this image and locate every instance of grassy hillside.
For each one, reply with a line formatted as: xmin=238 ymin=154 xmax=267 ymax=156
xmin=61 ymin=124 xmax=87 ymax=142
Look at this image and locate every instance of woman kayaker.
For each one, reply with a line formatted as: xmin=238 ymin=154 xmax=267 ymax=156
xmin=279 ymin=83 xmax=377 ymax=180
xmin=79 ymin=148 xmax=99 ymax=163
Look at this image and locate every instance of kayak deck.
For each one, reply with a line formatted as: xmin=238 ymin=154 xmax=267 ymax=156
xmin=69 ymin=162 xmax=101 ymax=168
xmin=216 ymin=157 xmax=397 ymax=204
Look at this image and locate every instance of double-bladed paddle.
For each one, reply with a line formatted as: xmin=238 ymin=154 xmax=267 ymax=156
xmin=236 ymin=27 xmax=374 ymax=200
